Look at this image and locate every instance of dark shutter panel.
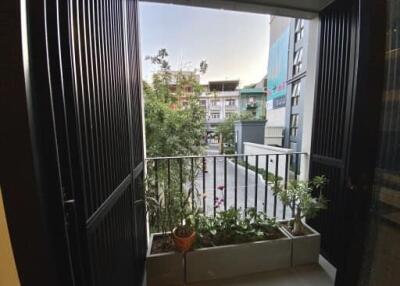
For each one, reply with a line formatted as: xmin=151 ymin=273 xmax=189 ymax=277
xmin=43 ymin=0 xmax=146 ymax=285
xmin=309 ymin=0 xmax=360 ymax=267
xmin=311 ymin=3 xmax=386 ymax=284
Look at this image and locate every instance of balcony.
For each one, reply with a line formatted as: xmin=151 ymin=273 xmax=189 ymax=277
xmin=246 ymin=102 xmax=258 ymax=110
xmin=144 ymin=152 xmax=335 ymax=286
xmin=225 ymin=104 xmax=238 ymax=111
xmin=209 ymin=104 xmax=222 ymax=110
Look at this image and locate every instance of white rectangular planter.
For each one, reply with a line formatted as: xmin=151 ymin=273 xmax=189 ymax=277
xmin=186 ymin=229 xmax=291 ymax=283
xmin=146 ymin=233 xmax=184 ymax=286
xmin=280 ymin=221 xmax=321 ymax=266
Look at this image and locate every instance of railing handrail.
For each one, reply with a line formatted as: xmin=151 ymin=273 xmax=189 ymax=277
xmin=145 ymin=152 xmax=308 ymax=161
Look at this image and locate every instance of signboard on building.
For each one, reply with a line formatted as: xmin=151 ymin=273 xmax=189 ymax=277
xmin=267 ymin=27 xmax=289 ymax=110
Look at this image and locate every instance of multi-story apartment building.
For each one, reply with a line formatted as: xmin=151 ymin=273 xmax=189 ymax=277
xmin=164 ymin=74 xmax=240 ymax=141
xmin=266 ymin=16 xmax=310 ymax=159
xmin=199 ymin=80 xmax=240 ymax=138
xmin=265 ymin=16 xmax=290 ymax=146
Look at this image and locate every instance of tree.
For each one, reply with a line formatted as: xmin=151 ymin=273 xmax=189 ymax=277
xmin=144 ymin=49 xmax=208 ymax=236
xmin=144 ymin=49 xmax=207 ymax=158
xmin=215 ymin=111 xmax=254 ymax=154
xmin=270 ymin=175 xmax=328 ymax=235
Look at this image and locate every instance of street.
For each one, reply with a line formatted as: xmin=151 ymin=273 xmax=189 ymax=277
xmin=193 ymin=144 xmax=286 ymax=219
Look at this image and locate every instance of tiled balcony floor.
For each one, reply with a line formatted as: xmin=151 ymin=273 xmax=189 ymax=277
xmin=188 ymin=256 xmax=335 ymax=286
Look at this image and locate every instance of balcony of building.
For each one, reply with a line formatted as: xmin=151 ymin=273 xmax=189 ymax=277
xmin=145 ymin=152 xmax=336 ymax=285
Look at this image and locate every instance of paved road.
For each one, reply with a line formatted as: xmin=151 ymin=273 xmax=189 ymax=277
xmin=193 ymin=144 xmax=286 ymax=219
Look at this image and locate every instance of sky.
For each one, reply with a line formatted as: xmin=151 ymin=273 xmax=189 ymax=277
xmin=139 ymin=3 xmax=270 ymax=88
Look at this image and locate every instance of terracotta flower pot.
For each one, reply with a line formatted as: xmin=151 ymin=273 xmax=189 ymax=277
xmin=172 ymin=227 xmax=196 ymax=252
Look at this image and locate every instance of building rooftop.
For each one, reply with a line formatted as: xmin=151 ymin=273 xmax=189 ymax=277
xmin=240 ymin=87 xmax=266 ymax=95
xmin=209 ymin=80 xmax=240 ymax=92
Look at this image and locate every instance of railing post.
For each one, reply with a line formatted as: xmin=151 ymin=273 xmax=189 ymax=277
xmin=179 ymin=158 xmax=183 ymax=224
xmin=203 ymin=157 xmax=206 ymax=214
xmin=155 ymin=159 xmax=159 ymax=202
xmin=283 ymin=154 xmax=289 ymax=219
xmin=234 ymin=156 xmax=238 ymax=211
xmin=191 ymin=157 xmax=195 ymax=211
xmin=224 ymin=156 xmax=227 ymax=210
xmin=255 ymin=155 xmax=259 ymax=210
xmin=213 ymin=157 xmax=216 ymax=217
xmin=264 ymin=155 xmax=269 ymax=214
xmin=273 ymin=155 xmax=279 ymax=218
xmin=293 ymin=153 xmax=300 ymax=217
xmin=245 ymin=155 xmax=248 ymax=215
xmin=167 ymin=159 xmax=171 ymax=211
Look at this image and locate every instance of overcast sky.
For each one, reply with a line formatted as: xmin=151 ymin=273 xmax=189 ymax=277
xmin=139 ymin=3 xmax=270 ymax=87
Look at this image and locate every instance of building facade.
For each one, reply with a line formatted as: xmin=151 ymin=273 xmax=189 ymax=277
xmin=266 ymin=16 xmax=310 ymax=157
xmin=199 ymin=80 xmax=240 ymax=139
xmin=239 ymin=87 xmax=266 ymax=120
xmin=284 ymin=18 xmax=309 ymax=156
xmin=265 ymin=16 xmax=291 ymax=146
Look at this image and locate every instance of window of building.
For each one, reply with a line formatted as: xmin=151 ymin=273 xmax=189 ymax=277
xmin=211 ymin=100 xmax=220 ymax=106
xmin=200 ymin=100 xmax=206 ymax=107
xmin=295 ymin=18 xmax=305 ymax=43
xmin=289 ymin=142 xmax=298 ymax=171
xmin=290 ymin=114 xmax=299 ymax=137
xmin=211 ymin=112 xmax=220 ymax=119
xmin=291 ymin=81 xmax=301 ymax=106
xmin=225 ymin=99 xmax=236 ymax=106
xmin=293 ymin=48 xmax=303 ymax=75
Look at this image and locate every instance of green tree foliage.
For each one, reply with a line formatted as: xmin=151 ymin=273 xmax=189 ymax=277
xmin=269 ymin=175 xmax=328 ymax=235
xmin=215 ymin=111 xmax=254 ymax=154
xmin=144 ymin=49 xmax=208 ymax=237
xmin=144 ymin=49 xmax=207 ymax=157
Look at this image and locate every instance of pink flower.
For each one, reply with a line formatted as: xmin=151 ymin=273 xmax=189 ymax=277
xmin=214 ymin=197 xmax=224 ymax=208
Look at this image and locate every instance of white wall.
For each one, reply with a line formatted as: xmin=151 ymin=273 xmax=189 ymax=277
xmin=300 ymin=17 xmax=320 ymax=180
xmin=243 ymin=142 xmax=292 ymax=182
xmin=266 ymin=107 xmax=286 ymax=127
xmin=264 ymin=126 xmax=284 ymax=146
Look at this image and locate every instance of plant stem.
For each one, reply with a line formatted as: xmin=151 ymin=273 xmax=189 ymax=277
xmin=293 ymin=207 xmax=304 ymax=235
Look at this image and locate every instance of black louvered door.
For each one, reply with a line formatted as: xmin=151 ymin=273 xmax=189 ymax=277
xmin=310 ymin=0 xmax=386 ymax=283
xmin=309 ymin=0 xmax=359 ymax=267
xmin=43 ymin=0 xmax=147 ymax=285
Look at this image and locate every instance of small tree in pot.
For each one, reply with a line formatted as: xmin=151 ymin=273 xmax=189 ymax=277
xmin=270 ymin=175 xmax=328 ymax=235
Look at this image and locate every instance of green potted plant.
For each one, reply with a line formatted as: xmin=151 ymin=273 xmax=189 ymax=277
xmin=270 ymin=175 xmax=328 ymax=266
xmin=172 ymin=189 xmax=199 ymax=252
xmin=186 ymin=208 xmax=291 ymax=283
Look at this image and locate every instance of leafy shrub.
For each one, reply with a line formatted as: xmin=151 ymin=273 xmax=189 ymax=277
xmin=194 ymin=208 xmax=283 ymax=248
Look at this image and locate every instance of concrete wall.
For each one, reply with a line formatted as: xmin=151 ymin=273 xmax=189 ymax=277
xmin=299 ymin=17 xmax=320 ymax=180
xmin=0 ymin=189 xmax=20 ymax=286
xmin=243 ymin=143 xmax=292 ymax=182
xmin=264 ymin=126 xmax=284 ymax=146
xmin=266 ymin=107 xmax=286 ymax=127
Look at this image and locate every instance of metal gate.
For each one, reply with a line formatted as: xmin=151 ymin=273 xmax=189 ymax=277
xmin=44 ymin=0 xmax=146 ymax=285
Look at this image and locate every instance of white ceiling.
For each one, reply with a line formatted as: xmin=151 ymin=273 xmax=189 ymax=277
xmin=140 ymin=0 xmax=335 ymax=19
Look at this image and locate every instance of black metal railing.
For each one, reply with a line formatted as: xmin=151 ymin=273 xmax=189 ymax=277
xmin=145 ymin=152 xmax=307 ymax=221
